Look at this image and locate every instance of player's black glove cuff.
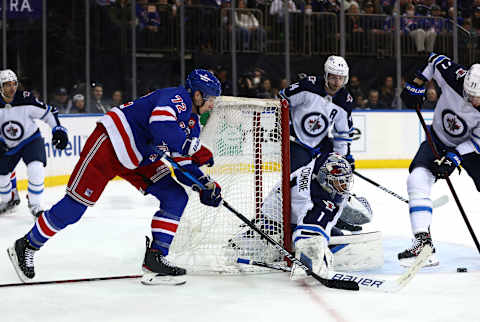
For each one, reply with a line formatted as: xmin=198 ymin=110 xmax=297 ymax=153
xmin=52 ymin=126 xmax=68 ymax=150
xmin=400 ymin=82 xmax=425 ymax=109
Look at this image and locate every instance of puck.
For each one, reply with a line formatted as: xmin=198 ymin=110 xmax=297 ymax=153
xmin=457 ymin=267 xmax=467 ymax=273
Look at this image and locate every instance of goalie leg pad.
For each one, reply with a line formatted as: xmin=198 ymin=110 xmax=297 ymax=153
xmin=291 ymin=235 xmax=333 ymax=280
xmin=329 ymin=231 xmax=383 ymax=271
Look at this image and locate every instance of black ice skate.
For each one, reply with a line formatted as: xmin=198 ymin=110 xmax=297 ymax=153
xmin=7 ymin=236 xmax=38 ymax=282
xmin=0 ymin=188 xmax=21 ymax=214
xmin=141 ymin=236 xmax=186 ymax=285
xmin=398 ymin=232 xmax=439 ymax=267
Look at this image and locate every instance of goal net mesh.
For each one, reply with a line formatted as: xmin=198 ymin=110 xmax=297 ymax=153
xmin=167 ymin=96 xmax=290 ymax=274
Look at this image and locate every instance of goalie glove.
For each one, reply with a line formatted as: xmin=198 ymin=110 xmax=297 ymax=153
xmin=431 ymin=151 xmax=461 ymax=180
xmin=290 ymin=235 xmax=333 ymax=280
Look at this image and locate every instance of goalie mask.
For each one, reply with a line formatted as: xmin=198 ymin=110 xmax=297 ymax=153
xmin=316 ymin=153 xmax=353 ymax=196
xmin=0 ymin=69 xmax=18 ymax=98
xmin=324 ymin=56 xmax=349 ymax=89
xmin=463 ymin=64 xmax=480 ymax=109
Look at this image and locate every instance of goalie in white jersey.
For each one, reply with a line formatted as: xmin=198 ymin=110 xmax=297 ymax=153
xmin=399 ymin=53 xmax=480 ymax=267
xmin=0 ymin=69 xmax=68 ymax=217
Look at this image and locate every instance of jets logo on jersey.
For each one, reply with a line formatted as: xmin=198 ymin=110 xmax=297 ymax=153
xmin=2 ymin=121 xmax=24 ymax=141
xmin=456 ymin=68 xmax=467 ymax=80
xmin=301 ymin=112 xmax=329 ymax=137
xmin=322 ymin=200 xmax=336 ymax=211
xmin=441 ymin=109 xmax=467 ymax=137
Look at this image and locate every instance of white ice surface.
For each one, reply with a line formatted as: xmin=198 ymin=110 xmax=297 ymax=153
xmin=1 ymin=169 xmax=480 ymax=322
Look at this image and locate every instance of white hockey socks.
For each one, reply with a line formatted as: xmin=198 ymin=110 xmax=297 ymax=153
xmin=290 ymin=235 xmax=333 ymax=280
xmin=0 ymin=174 xmax=12 ymax=204
xmin=27 ymin=161 xmax=45 ymax=207
xmin=407 ymin=167 xmax=435 ymax=234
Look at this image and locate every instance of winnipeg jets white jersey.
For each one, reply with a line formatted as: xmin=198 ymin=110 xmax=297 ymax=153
xmin=261 ymin=158 xmax=347 ymax=239
xmin=280 ymin=76 xmax=354 ymax=155
xmin=419 ymin=53 xmax=480 ymax=155
xmin=0 ymin=91 xmax=61 ymax=149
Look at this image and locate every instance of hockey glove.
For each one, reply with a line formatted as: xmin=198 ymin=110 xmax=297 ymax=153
xmin=345 ymin=154 xmax=355 ymax=171
xmin=400 ymin=81 xmax=425 ymax=109
xmin=52 ymin=126 xmax=68 ymax=150
xmin=0 ymin=138 xmax=8 ymax=157
xmin=194 ymin=176 xmax=222 ymax=207
xmin=191 ymin=145 xmax=214 ymax=167
xmin=431 ymin=151 xmax=462 ymax=180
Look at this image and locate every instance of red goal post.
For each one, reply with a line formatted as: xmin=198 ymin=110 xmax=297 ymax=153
xmin=167 ymin=96 xmax=291 ymax=273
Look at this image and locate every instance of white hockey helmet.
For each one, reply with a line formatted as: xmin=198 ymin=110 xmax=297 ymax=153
xmin=0 ymin=69 xmax=18 ymax=96
xmin=324 ymin=55 xmax=349 ymax=87
xmin=316 ymin=152 xmax=353 ymax=196
xmin=464 ymin=64 xmax=480 ymax=106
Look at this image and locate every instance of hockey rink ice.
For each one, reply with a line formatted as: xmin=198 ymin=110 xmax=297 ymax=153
xmin=1 ymin=169 xmax=479 ymax=322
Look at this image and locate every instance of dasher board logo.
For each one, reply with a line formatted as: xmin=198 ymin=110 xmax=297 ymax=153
xmin=442 ymin=109 xmax=466 ymax=138
xmin=2 ymin=120 xmax=24 ymax=141
xmin=302 ymin=112 xmax=328 ymax=137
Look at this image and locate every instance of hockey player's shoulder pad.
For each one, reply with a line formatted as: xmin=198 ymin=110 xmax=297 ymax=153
xmin=10 ymin=91 xmax=47 ymax=109
xmin=332 ymin=87 xmax=354 ymax=113
xmin=425 ymin=53 xmax=467 ymax=96
xmin=280 ymin=75 xmax=324 ymax=99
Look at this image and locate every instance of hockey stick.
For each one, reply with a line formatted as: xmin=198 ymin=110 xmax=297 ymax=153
xmin=289 ymin=135 xmax=449 ymax=208
xmin=414 ymin=105 xmax=480 ymax=253
xmin=164 ymin=155 xmax=359 ymax=291
xmin=237 ymin=244 xmax=432 ymax=293
xmin=353 ymin=170 xmax=449 ymax=209
xmin=0 ymin=274 xmax=142 ymax=288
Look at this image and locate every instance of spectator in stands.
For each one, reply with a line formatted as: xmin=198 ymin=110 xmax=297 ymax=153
xmin=366 ymin=89 xmax=387 ymax=109
xmin=423 ymin=88 xmax=438 ymax=109
xmin=472 ymin=6 xmax=480 ymax=32
xmin=270 ymin=0 xmax=298 ymax=21
xmin=235 ymin=0 xmax=266 ymax=51
xmin=67 ymin=94 xmax=87 ymax=114
xmin=31 ymin=89 xmax=41 ymax=100
xmin=137 ymin=1 xmax=160 ymax=33
xmin=402 ymin=4 xmax=436 ymax=53
xmin=348 ymin=75 xmax=365 ymax=102
xmin=50 ymin=87 xmax=71 ymax=113
xmin=109 ymin=90 xmax=123 ymax=108
xmin=89 ymin=83 xmax=107 ymax=113
xmin=380 ymin=76 xmax=395 ymax=108
xmin=355 ymin=94 xmax=368 ymax=109
xmin=257 ymin=78 xmax=275 ymax=99
xmin=217 ymin=68 xmax=233 ymax=96
xmin=279 ymin=78 xmax=289 ymax=92
xmin=238 ymin=74 xmax=257 ymax=98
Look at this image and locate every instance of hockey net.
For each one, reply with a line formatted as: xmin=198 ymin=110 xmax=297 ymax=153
xmin=167 ymin=96 xmax=291 ymax=274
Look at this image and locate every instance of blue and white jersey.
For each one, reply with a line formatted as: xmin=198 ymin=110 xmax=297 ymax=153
xmin=99 ymin=86 xmax=195 ymax=169
xmin=0 ymin=91 xmax=60 ymax=151
xmin=280 ymin=76 xmax=354 ymax=155
xmin=418 ymin=53 xmax=480 ymax=155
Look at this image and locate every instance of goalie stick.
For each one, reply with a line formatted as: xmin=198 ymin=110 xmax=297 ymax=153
xmin=164 ymin=155 xmax=359 ymax=291
xmin=289 ymin=136 xmax=449 ymax=208
xmin=237 ymin=244 xmax=432 ymax=293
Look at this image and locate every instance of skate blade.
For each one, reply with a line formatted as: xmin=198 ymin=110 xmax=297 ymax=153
xmin=141 ymin=273 xmax=186 ymax=286
xmin=399 ymin=254 xmax=439 ymax=268
xmin=6 ymin=247 xmax=31 ymax=283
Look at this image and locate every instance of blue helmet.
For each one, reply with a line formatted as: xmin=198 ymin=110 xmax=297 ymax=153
xmin=185 ymin=69 xmax=221 ymax=99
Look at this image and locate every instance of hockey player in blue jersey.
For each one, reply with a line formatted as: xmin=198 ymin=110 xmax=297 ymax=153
xmin=279 ymin=55 xmax=355 ymax=172
xmin=7 ymin=69 xmax=222 ymax=285
xmin=398 ymin=53 xmax=480 ymax=267
xmin=0 ymin=69 xmax=68 ymax=217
